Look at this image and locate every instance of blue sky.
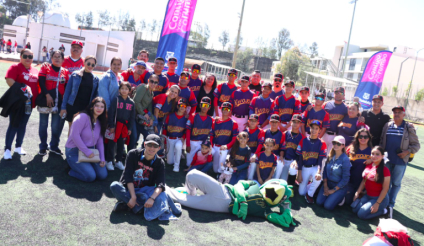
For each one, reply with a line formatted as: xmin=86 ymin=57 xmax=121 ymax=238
xmin=58 ymin=0 xmax=424 ymax=58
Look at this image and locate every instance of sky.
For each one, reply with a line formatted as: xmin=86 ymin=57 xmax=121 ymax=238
xmin=56 ymin=0 xmax=424 ymax=59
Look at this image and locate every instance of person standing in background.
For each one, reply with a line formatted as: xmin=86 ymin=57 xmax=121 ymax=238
xmin=249 ymin=81 xmax=273 ymax=129
xmin=62 ymin=41 xmax=84 ymax=74
xmin=272 ymin=80 xmax=301 ymax=132
xmin=359 ymin=95 xmax=390 ymax=147
xmin=269 ymin=73 xmax=285 ymax=100
xmin=249 ymin=70 xmax=262 ymax=96
xmin=144 ymin=57 xmax=169 ymax=97
xmin=98 ymin=57 xmax=123 ymax=111
xmin=213 ymin=69 xmax=239 ymax=118
xmin=299 ymin=86 xmax=311 ymax=114
xmin=196 ymin=74 xmax=216 ymax=117
xmin=25 ymin=42 xmax=31 ymax=49
xmin=188 ymin=64 xmax=202 ymax=98
xmin=14 ymin=41 xmax=18 ymax=54
xmin=164 ymin=57 xmax=179 ymax=87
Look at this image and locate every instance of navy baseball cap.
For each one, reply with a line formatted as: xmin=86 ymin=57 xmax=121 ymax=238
xmin=135 ymin=60 xmax=147 ymax=68
xmin=168 ymin=57 xmax=177 ymax=62
xmin=291 ymin=114 xmax=302 ymax=122
xmin=201 ymin=139 xmax=211 ymax=148
xmin=270 ymin=114 xmax=280 ymax=122
xmin=335 ymin=87 xmax=345 ymax=94
xmin=310 ymin=120 xmax=322 ymax=128
xmin=274 ymin=73 xmax=283 ymax=80
xmin=300 ymin=86 xmax=309 ymax=92
xmin=372 ymin=95 xmax=383 ymax=102
xmin=315 ymin=92 xmax=326 ymax=99
xmin=262 ymin=81 xmax=272 ymax=89
xmin=192 ymin=64 xmax=201 ymax=71
xmin=254 ymin=70 xmax=261 ymax=74
xmin=222 ymin=102 xmax=232 ymax=109
xmin=285 ymin=80 xmax=295 ymax=87
xmin=392 ymin=105 xmax=405 ymax=112
xmin=249 ymin=114 xmax=259 ymax=121
xmin=241 ymin=75 xmax=250 ymax=81
xmin=177 ymin=98 xmax=188 ymax=105
xmin=228 ymin=69 xmax=238 ymax=75
xmin=201 ymin=96 xmax=211 ymax=105
xmin=180 ymin=71 xmax=190 ymax=79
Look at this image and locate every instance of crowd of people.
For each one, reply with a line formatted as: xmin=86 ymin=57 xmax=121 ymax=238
xmin=0 ymin=40 xmax=421 ymax=223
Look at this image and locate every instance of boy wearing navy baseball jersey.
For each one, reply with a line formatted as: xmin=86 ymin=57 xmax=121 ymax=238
xmin=272 ymin=80 xmax=301 ymax=132
xmin=230 ymin=75 xmax=255 ymax=133
xmin=299 ymin=86 xmax=311 ymax=113
xmin=164 ymin=57 xmax=179 ymax=87
xmin=322 ymin=87 xmax=348 ymax=152
xmin=244 ymin=114 xmax=265 ymax=180
xmin=213 ymin=68 xmax=239 ymax=117
xmin=186 ymin=97 xmax=214 ymax=166
xmin=178 ymin=71 xmax=197 ymax=116
xmin=301 ymin=92 xmax=330 ymax=138
xmin=144 ymin=57 xmax=169 ymax=97
xmin=269 ymin=73 xmax=285 ymax=100
xmin=210 ymin=102 xmax=239 ymax=173
xmin=249 ymin=81 xmax=273 ymax=129
xmin=254 ymin=138 xmax=278 ymax=185
xmin=296 ymin=120 xmax=327 ymax=203
xmin=188 ymin=64 xmax=202 ymax=98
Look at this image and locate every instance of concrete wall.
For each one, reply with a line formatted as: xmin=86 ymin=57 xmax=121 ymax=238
xmin=381 ymin=96 xmax=424 ymax=123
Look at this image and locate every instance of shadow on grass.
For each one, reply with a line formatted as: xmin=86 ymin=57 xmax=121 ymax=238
xmin=408 ymin=163 xmax=424 ymax=172
xmin=109 ymin=212 xmax=168 ymax=240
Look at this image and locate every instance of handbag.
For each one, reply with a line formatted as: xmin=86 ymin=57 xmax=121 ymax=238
xmin=78 ymin=123 xmax=101 ymax=163
xmin=36 ymin=68 xmax=63 ymax=113
xmin=105 ymin=99 xmax=118 ymax=140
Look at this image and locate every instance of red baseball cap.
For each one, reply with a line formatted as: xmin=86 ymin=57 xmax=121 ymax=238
xmin=71 ymin=40 xmax=83 ymax=48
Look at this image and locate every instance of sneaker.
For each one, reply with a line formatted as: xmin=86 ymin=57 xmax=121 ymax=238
xmin=385 ymin=206 xmax=393 ymax=219
xmin=173 ymin=166 xmax=180 ymax=172
xmin=106 ymin=161 xmax=115 ymax=171
xmin=113 ymin=201 xmax=129 ymax=213
xmin=38 ymin=149 xmax=47 ymax=156
xmin=338 ymin=197 xmax=345 ymax=206
xmin=3 ymin=149 xmax=12 ymax=160
xmin=305 ymin=194 xmax=314 ymax=204
xmin=15 ymin=147 xmax=26 ymax=155
xmin=115 ymin=161 xmax=125 ymax=171
xmin=49 ymin=148 xmax=63 ymax=156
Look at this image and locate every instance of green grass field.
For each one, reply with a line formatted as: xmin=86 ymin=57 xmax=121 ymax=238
xmin=0 ymin=61 xmax=423 ymax=245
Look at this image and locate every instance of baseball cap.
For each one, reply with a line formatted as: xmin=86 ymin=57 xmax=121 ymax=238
xmin=335 ymin=87 xmax=345 ymax=94
xmin=333 ymin=136 xmax=346 ymax=145
xmin=315 ymin=92 xmax=326 ymax=99
xmin=300 ymin=86 xmax=309 ymax=93
xmin=262 ymin=81 xmax=272 ymax=89
xmin=201 ymin=139 xmax=211 ymax=148
xmin=168 ymin=57 xmax=177 ymax=62
xmin=222 ymin=102 xmax=232 ymax=109
xmin=177 ymin=98 xmax=188 ymax=105
xmin=285 ymin=80 xmax=295 ymax=87
xmin=192 ymin=64 xmax=201 ymax=72
xmin=372 ymin=95 xmax=384 ymax=102
xmin=249 ymin=114 xmax=259 ymax=121
xmin=270 ymin=114 xmax=280 ymax=122
xmin=200 ymin=96 xmax=211 ymax=105
xmin=241 ymin=75 xmax=250 ymax=81
xmin=71 ymin=40 xmax=83 ymax=48
xmin=254 ymin=70 xmax=261 ymax=74
xmin=291 ymin=114 xmax=302 ymax=122
xmin=309 ymin=120 xmax=322 ymax=128
xmin=135 ymin=60 xmax=147 ymax=68
xmin=274 ymin=73 xmax=284 ymax=80
xmin=180 ymin=71 xmax=190 ymax=79
xmin=145 ymin=134 xmax=161 ymax=146
xmin=228 ymin=68 xmax=238 ymax=75
xmin=392 ymin=105 xmax=405 ymax=112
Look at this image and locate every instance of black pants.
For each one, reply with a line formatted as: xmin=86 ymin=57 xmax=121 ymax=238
xmin=106 ymin=137 xmax=125 ymax=163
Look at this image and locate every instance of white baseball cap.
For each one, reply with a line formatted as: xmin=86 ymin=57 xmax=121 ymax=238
xmin=333 ymin=136 xmax=346 ymax=145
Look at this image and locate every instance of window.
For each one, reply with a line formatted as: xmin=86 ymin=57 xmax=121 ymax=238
xmin=349 ymin=58 xmax=356 ymax=70
xmin=357 ymin=73 xmax=362 ymax=82
xmin=361 ymin=58 xmax=369 ymax=71
xmin=347 ymin=73 xmax=354 ymax=79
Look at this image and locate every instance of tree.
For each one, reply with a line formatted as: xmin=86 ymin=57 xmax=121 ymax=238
xmin=218 ymin=30 xmax=230 ymax=50
xmin=268 ymin=38 xmax=278 ymax=59
xmin=97 ymin=10 xmax=111 ymax=28
xmin=75 ymin=12 xmax=87 ymax=29
xmin=45 ymin=0 xmax=61 ymax=11
xmin=236 ymin=48 xmax=254 ymax=72
xmin=276 ymin=28 xmax=294 ymax=59
xmin=85 ymin=11 xmax=93 ymax=28
xmin=275 ymin=46 xmax=311 ymax=83
xmin=189 ymin=22 xmax=210 ymax=48
xmin=139 ymin=19 xmax=146 ymax=40
xmin=156 ymin=20 xmax=162 ymax=41
xmin=148 ymin=19 xmax=157 ymax=40
xmin=309 ymin=42 xmax=319 ymax=58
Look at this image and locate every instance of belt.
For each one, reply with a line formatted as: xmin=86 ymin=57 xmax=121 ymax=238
xmin=234 ymin=114 xmax=248 ymax=118
xmin=326 ymin=131 xmax=336 ymax=135
xmin=214 ymin=144 xmax=222 ymax=147
xmin=284 ymin=158 xmax=294 ymax=161
xmin=168 ymin=137 xmax=179 ymax=140
xmin=303 ymin=165 xmax=317 ymax=168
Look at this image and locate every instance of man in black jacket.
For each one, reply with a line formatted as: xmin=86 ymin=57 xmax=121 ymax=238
xmin=359 ymin=95 xmax=391 ymax=146
xmin=110 ymin=134 xmax=166 ymax=213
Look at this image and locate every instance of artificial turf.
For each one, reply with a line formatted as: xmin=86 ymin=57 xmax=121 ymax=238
xmin=0 ymin=61 xmax=423 ymax=245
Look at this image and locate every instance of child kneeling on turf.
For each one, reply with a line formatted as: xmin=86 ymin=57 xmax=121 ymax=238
xmin=254 ymin=138 xmax=277 ymax=185
xmin=185 ymin=140 xmax=213 ymax=173
xmin=228 ymin=131 xmax=251 ymax=184
xmin=219 ymin=161 xmax=234 ymax=184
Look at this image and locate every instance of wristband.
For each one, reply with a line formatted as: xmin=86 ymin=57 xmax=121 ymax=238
xmin=149 ymin=197 xmax=155 ymax=201
xmin=376 ymin=201 xmax=380 ymax=204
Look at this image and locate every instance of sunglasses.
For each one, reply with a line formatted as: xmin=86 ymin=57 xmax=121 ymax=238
xmin=228 ymin=73 xmax=236 ymax=77
xmin=332 ymin=141 xmax=343 ymax=147
xmin=358 ymin=135 xmax=369 ymax=139
xmin=181 ymin=76 xmax=189 ymax=80
xmin=150 ymin=80 xmax=159 ymax=84
xmin=315 ymin=97 xmax=324 ymax=101
xmin=222 ymin=108 xmax=231 ymax=112
xmin=201 ymin=103 xmax=210 ymax=108
xmin=146 ymin=143 xmax=159 ymax=148
xmin=193 ymin=69 xmax=200 ymax=73
xmin=179 ymin=104 xmax=187 ymax=108
xmin=274 ymin=79 xmax=282 ymax=82
xmin=22 ymin=54 xmax=33 ymax=59
xmin=86 ymin=62 xmax=96 ymax=67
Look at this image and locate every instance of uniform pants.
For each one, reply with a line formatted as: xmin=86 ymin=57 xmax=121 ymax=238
xmin=212 ymin=146 xmax=228 ymax=173
xmin=298 ymin=166 xmax=322 ymax=197
xmin=323 ymin=133 xmax=335 ymax=153
xmin=274 ymin=158 xmax=294 ymax=181
xmin=166 ymin=137 xmax=183 ymax=168
xmin=186 ymin=140 xmax=216 ymax=167
xmin=232 ymin=115 xmax=248 ymax=133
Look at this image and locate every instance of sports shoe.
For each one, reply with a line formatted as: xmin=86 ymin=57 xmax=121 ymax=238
xmin=3 ymin=149 xmax=12 ymax=160
xmin=50 ymin=148 xmax=63 ymax=156
xmin=106 ymin=161 xmax=115 ymax=171
xmin=173 ymin=166 xmax=180 ymax=172
xmin=338 ymin=197 xmax=345 ymax=206
xmin=15 ymin=147 xmax=26 ymax=155
xmin=38 ymin=149 xmax=47 ymax=156
xmin=385 ymin=206 xmax=393 ymax=219
xmin=113 ymin=201 xmax=129 ymax=213
xmin=305 ymin=194 xmax=314 ymax=204
xmin=115 ymin=161 xmax=125 ymax=171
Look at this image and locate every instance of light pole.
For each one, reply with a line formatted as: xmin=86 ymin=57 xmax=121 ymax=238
xmin=10 ymin=0 xmax=31 ymax=47
xmin=37 ymin=8 xmax=45 ymax=64
xmin=405 ymin=48 xmax=424 ymax=111
xmin=340 ymin=0 xmax=358 ymax=78
xmin=396 ymin=57 xmax=409 ymax=95
xmin=232 ymin=0 xmax=246 ymax=69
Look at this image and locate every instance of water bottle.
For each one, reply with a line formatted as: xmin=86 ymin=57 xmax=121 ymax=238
xmin=25 ymin=100 xmax=31 ymax=115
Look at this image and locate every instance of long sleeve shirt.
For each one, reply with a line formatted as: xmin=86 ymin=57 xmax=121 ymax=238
xmin=323 ymin=153 xmax=351 ymax=189
xmin=108 ymin=96 xmax=135 ymax=130
xmin=134 ymin=83 xmax=154 ymax=116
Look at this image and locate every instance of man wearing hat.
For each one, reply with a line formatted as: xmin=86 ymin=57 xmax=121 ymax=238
xmin=210 ymin=102 xmax=239 ymax=173
xmin=214 ymin=68 xmax=239 ymax=117
xmin=272 ymin=80 xmax=301 ymax=131
xmin=185 ymin=97 xmax=215 ymax=166
xmin=188 ymin=64 xmax=202 ymax=98
xmin=244 ymin=114 xmax=265 ymax=180
xmin=249 ymin=81 xmax=273 ymax=129
xmin=62 ymin=40 xmax=84 ymax=73
xmin=299 ymin=86 xmax=311 ymax=113
xmin=121 ymin=60 xmax=146 ymax=89
xmin=144 ymin=57 xmax=169 ymax=97
xmin=269 ymin=73 xmax=285 ymax=100
xmin=230 ymin=75 xmax=255 ymax=132
xmin=178 ymin=71 xmax=198 ymax=116
xmin=301 ymin=92 xmax=330 ymax=138
xmin=265 ymin=114 xmax=285 ymax=178
xmin=359 ymin=95 xmax=391 ymax=146
xmin=165 ymin=57 xmax=180 ymax=87
xmin=249 ymin=70 xmax=262 ymax=96
xmin=130 ymin=49 xmax=152 ymax=72
xmin=110 ymin=134 xmax=167 ymax=214
xmin=322 ymin=86 xmax=348 ymax=153
xmin=380 ymin=105 xmax=420 ymax=218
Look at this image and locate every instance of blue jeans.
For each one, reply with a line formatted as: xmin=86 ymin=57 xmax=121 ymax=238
xmin=344 ymin=183 xmax=356 ymax=206
xmin=386 ymin=162 xmax=407 ymax=208
xmin=156 ymin=121 xmax=164 ymax=156
xmin=5 ymin=110 xmax=31 ymax=150
xmin=128 ymin=120 xmax=139 ymax=151
xmin=39 ymin=112 xmax=65 ymax=150
xmin=352 ymin=194 xmax=389 ymax=220
xmin=65 ymin=147 xmax=107 ymax=182
xmin=110 ymin=181 xmax=149 ymax=214
xmin=136 ymin=122 xmax=149 ymax=147
xmin=188 ymin=162 xmax=213 ymax=173
xmin=229 ymin=169 xmax=248 ymax=185
xmin=316 ymin=181 xmax=348 ymax=210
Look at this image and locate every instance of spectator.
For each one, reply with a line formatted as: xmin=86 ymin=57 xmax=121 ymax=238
xmin=0 ymin=38 xmax=4 ymax=53
xmin=2 ymin=49 xmax=38 ymax=160
xmin=316 ymin=136 xmax=351 ymax=210
xmin=48 ymin=47 xmax=54 ymax=63
xmin=196 ymin=74 xmax=217 ymax=117
xmin=144 ymin=57 xmax=168 ymax=97
xmin=359 ymin=95 xmax=391 ymax=146
xmin=269 ymin=73 xmax=285 ymax=100
xmin=25 ymin=42 xmax=31 ymax=50
xmin=228 ymin=131 xmax=251 ymax=184
xmin=185 ymin=139 xmax=213 ymax=173
xmin=14 ymin=41 xmax=18 ymax=54
xmin=60 ymin=55 xmax=99 ymax=132
xmin=6 ymin=39 xmax=12 ymax=53
xmin=352 ymin=146 xmax=390 ymax=220
xmin=41 ymin=46 xmax=47 ymax=63
xmin=338 ymin=102 xmax=368 ymax=146
xmin=59 ymin=44 xmax=65 ymax=53
xmin=65 ymin=97 xmax=108 ymax=182
xmin=327 ymin=89 xmax=333 ymax=101
xmin=98 ymin=57 xmax=123 ymax=110
xmin=380 ymin=105 xmax=420 ymax=218
xmin=62 ymin=41 xmax=84 ymax=73
xmin=249 ymin=70 xmax=262 ymax=96
xmin=37 ymin=50 xmax=70 ymax=156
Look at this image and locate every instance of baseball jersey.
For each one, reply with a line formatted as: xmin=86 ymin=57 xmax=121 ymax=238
xmin=214 ymin=83 xmax=239 ymax=107
xmin=323 ymin=101 xmax=348 ymax=132
xmin=165 ymin=72 xmax=180 ymax=87
xmin=62 ymin=56 xmax=84 ymax=73
xmin=121 ymin=70 xmax=144 ymax=87
xmin=338 ymin=116 xmax=361 ymax=146
xmin=269 ymin=90 xmax=285 ymax=100
xmin=249 ymin=83 xmax=262 ymax=96
xmin=296 ymin=137 xmax=327 ymax=170
xmin=229 ymin=146 xmax=251 ymax=168
xmin=163 ymin=113 xmax=187 ymax=138
xmin=243 ymin=127 xmax=265 ymax=155
xmin=249 ymin=96 xmax=273 ymax=125
xmin=153 ymin=94 xmax=174 ymax=121
xmin=282 ymin=131 xmax=304 ymax=160
xmin=39 ymin=65 xmax=69 ymax=96
xmin=210 ymin=118 xmax=239 ymax=147
xmin=230 ymin=89 xmax=255 ymax=116
xmin=264 ymin=129 xmax=284 ymax=156
xmin=302 ymin=108 xmax=330 ymax=134
xmin=5 ymin=63 xmax=39 ymax=107
xmin=190 ymin=151 xmax=213 ymax=167
xmin=144 ymin=71 xmax=169 ymax=97
xmin=254 ymin=152 xmax=277 ymax=180
xmin=300 ymin=100 xmax=312 ymax=113
xmin=186 ymin=114 xmax=213 ymax=142
xmin=273 ymin=95 xmax=301 ymax=122
xmin=347 ymin=146 xmax=371 ymax=190
xmin=188 ymin=77 xmax=202 ymax=98
xmin=178 ymin=86 xmax=198 ymax=108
